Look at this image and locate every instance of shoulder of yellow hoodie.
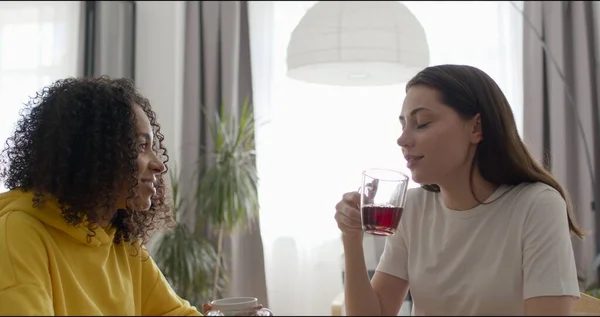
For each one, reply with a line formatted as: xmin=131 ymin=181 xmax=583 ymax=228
xmin=0 ymin=210 xmax=55 ymax=315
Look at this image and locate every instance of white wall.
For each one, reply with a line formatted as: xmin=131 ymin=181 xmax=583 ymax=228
xmin=135 ymin=1 xmax=186 ymax=171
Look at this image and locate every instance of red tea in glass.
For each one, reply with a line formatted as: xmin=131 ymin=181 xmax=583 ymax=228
xmin=360 ymin=168 xmax=409 ymax=236
xmin=361 ymin=205 xmax=404 ymax=236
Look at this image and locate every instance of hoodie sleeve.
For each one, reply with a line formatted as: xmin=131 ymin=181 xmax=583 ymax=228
xmin=140 ymin=247 xmax=203 ymax=316
xmin=0 ymin=212 xmax=54 ymax=315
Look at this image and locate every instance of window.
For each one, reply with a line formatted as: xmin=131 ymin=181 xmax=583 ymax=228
xmin=250 ymin=1 xmax=524 ymax=315
xmin=0 ymin=1 xmax=80 ymax=193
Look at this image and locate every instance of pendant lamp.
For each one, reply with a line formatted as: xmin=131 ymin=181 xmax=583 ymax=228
xmin=287 ymin=1 xmax=430 ymax=86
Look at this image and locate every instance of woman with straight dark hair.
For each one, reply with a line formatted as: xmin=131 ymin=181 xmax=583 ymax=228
xmin=335 ymin=64 xmax=583 ymax=316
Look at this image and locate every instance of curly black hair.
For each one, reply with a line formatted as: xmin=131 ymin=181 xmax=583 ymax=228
xmin=0 ymin=76 xmax=174 ymax=246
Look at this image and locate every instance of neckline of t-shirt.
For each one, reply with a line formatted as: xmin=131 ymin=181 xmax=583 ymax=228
xmin=437 ymin=184 xmax=513 ymax=219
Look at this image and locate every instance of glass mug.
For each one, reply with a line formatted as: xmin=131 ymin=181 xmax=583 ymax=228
xmin=204 ymin=297 xmax=273 ymax=316
xmin=360 ymin=168 xmax=409 ymax=236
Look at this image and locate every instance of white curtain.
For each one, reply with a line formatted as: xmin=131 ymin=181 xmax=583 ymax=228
xmin=249 ymin=1 xmax=523 ymax=315
xmin=0 ymin=1 xmax=81 ymax=194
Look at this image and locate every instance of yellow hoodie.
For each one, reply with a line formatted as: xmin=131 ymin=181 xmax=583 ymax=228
xmin=0 ymin=189 xmax=202 ymax=316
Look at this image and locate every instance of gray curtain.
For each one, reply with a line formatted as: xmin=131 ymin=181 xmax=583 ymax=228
xmin=181 ymin=0 xmax=269 ymax=306
xmin=80 ymin=1 xmax=135 ymax=79
xmin=522 ymin=1 xmax=600 ymax=284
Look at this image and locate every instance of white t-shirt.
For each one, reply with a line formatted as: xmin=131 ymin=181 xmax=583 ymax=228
xmin=375 ymin=182 xmax=580 ymax=316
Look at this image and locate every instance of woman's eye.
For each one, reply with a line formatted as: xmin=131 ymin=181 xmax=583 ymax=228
xmin=138 ymin=143 xmax=148 ymax=151
xmin=416 ymin=122 xmax=431 ymax=129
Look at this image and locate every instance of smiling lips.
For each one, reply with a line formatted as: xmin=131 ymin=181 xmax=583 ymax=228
xmin=405 ymin=155 xmax=424 ymax=169
xmin=141 ymin=179 xmax=156 ymax=193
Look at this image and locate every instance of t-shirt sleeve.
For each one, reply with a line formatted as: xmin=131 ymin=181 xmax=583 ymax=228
xmin=375 ymin=220 xmax=409 ymax=281
xmin=522 ymin=188 xmax=580 ymax=300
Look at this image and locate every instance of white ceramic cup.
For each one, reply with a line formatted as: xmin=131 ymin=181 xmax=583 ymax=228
xmin=210 ymin=297 xmax=259 ymax=312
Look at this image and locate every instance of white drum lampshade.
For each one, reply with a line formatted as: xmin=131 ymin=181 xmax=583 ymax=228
xmin=287 ymin=1 xmax=430 ymax=86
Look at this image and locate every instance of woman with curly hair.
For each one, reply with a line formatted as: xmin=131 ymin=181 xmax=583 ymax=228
xmin=0 ymin=77 xmax=202 ymax=315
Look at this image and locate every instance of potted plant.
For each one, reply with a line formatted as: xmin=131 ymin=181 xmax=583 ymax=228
xmin=196 ymin=99 xmax=260 ymax=300
xmin=153 ymin=170 xmax=227 ymax=307
xmin=154 ymin=98 xmax=260 ymax=305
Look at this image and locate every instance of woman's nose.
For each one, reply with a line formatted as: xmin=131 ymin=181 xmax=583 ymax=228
xmin=397 ymin=130 xmax=413 ymax=149
xmin=149 ymin=153 xmax=166 ymax=174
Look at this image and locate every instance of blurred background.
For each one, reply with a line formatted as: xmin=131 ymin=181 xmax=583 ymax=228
xmin=1 ymin=1 xmax=599 ymax=315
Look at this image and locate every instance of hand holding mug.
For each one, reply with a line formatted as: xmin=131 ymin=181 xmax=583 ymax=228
xmin=360 ymin=169 xmax=408 ymax=236
xmin=334 ymin=179 xmax=380 ymax=239
xmin=335 ymin=169 xmax=408 ymax=238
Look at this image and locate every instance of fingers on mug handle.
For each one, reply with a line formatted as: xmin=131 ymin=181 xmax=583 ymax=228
xmin=370 ymin=179 xmax=379 ymax=194
xmin=360 ymin=179 xmax=379 ymax=205
xmin=339 ymin=205 xmax=362 ymax=225
xmin=367 ymin=179 xmax=379 ymax=200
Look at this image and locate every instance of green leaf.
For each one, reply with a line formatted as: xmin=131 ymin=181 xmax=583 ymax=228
xmin=156 ymin=97 xmax=259 ymax=305
xmin=153 ymin=171 xmax=227 ymax=306
xmin=153 ymin=221 xmax=226 ymax=306
xmin=196 ymin=98 xmax=260 ymax=233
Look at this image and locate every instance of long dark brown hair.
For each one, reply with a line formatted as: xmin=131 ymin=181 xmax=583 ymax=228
xmin=406 ymin=64 xmax=584 ymax=238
